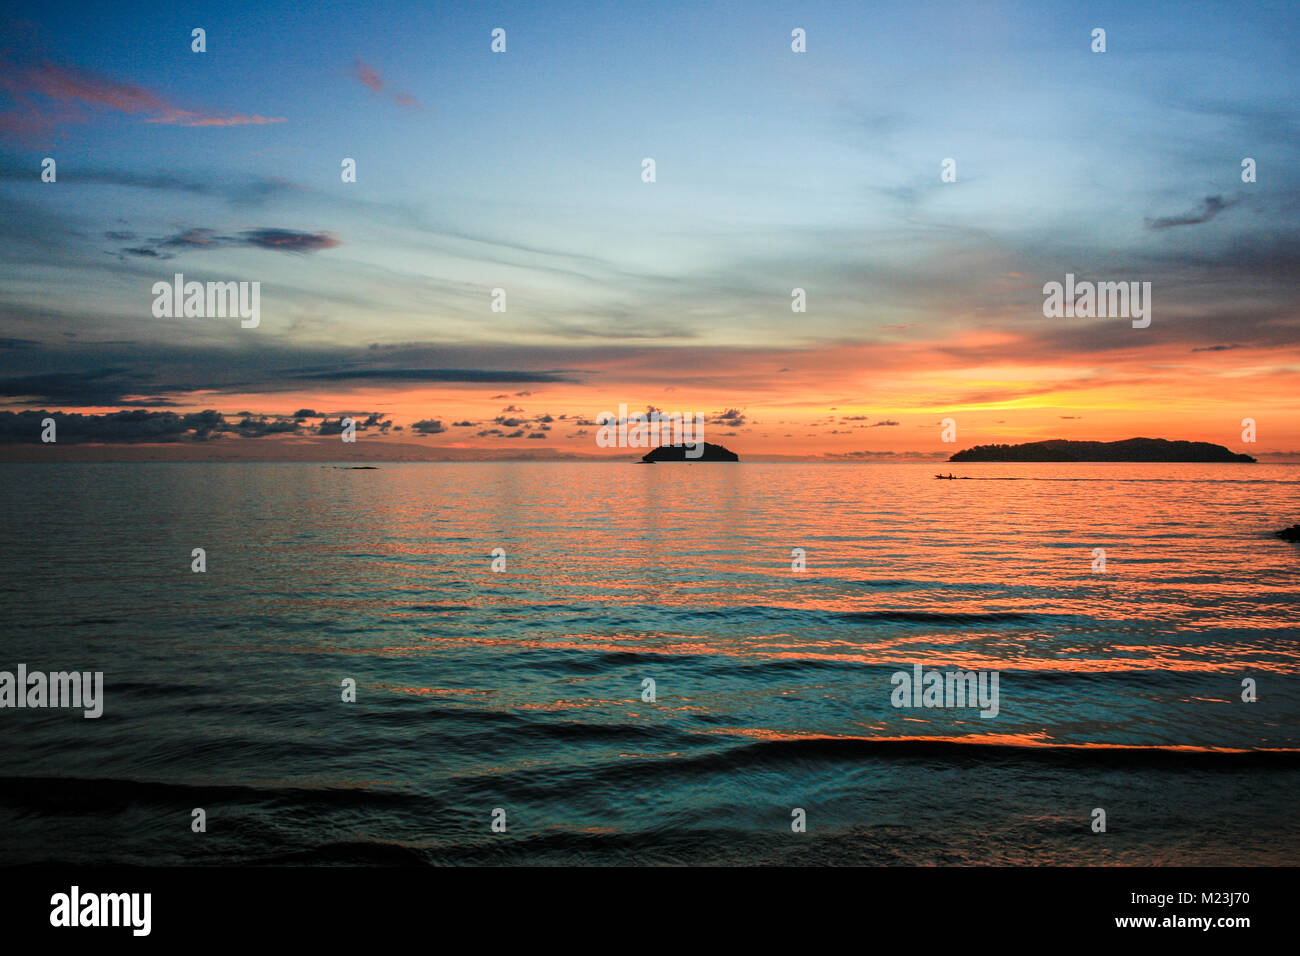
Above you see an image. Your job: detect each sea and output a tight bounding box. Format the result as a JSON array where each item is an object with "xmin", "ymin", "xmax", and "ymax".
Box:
[{"xmin": 1, "ymin": 461, "xmax": 1297, "ymax": 866}]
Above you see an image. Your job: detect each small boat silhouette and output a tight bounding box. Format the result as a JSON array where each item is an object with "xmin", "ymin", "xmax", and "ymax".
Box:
[{"xmin": 934, "ymin": 473, "xmax": 968, "ymax": 479}]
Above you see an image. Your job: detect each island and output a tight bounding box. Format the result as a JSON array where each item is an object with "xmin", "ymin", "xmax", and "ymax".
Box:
[
  {"xmin": 641, "ymin": 442, "xmax": 739, "ymax": 462},
  {"xmin": 949, "ymin": 438, "xmax": 1256, "ymax": 463},
  {"xmin": 1276, "ymin": 525, "xmax": 1300, "ymax": 542}
]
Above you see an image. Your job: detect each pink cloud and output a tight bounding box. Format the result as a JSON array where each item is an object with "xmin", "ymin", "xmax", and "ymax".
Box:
[
  {"xmin": 0, "ymin": 54, "xmax": 285, "ymax": 134},
  {"xmin": 353, "ymin": 58, "xmax": 384, "ymax": 93},
  {"xmin": 145, "ymin": 110, "xmax": 285, "ymax": 127},
  {"xmin": 353, "ymin": 57, "xmax": 421, "ymax": 110}
]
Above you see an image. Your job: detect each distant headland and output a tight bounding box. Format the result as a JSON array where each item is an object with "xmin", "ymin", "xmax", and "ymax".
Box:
[
  {"xmin": 642, "ymin": 442, "xmax": 739, "ymax": 462},
  {"xmin": 949, "ymin": 438, "xmax": 1256, "ymax": 463}
]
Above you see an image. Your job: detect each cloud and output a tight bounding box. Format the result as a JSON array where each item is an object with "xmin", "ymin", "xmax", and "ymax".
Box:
[
  {"xmin": 352, "ymin": 57, "xmax": 421, "ymax": 110},
  {"xmin": 1145, "ymin": 195, "xmax": 1242, "ymax": 230},
  {"xmin": 353, "ymin": 58, "xmax": 384, "ymax": 93},
  {"xmin": 0, "ymin": 368, "xmax": 172, "ymax": 405},
  {"xmin": 163, "ymin": 228, "xmax": 224, "ymax": 248},
  {"xmin": 241, "ymin": 229, "xmax": 341, "ymax": 254},
  {"xmin": 844, "ymin": 418, "xmax": 899, "ymax": 427},
  {"xmin": 0, "ymin": 408, "xmax": 307, "ymax": 443},
  {"xmin": 232, "ymin": 415, "xmax": 301, "ymax": 437},
  {"xmin": 0, "ymin": 337, "xmax": 586, "ymax": 405},
  {"xmin": 120, "ymin": 227, "xmax": 341, "ymax": 257},
  {"xmin": 145, "ymin": 111, "xmax": 283, "ymax": 128},
  {"xmin": 0, "ymin": 53, "xmax": 285, "ymax": 135},
  {"xmin": 316, "ymin": 413, "xmax": 390, "ymax": 436},
  {"xmin": 709, "ymin": 408, "xmax": 747, "ymax": 426},
  {"xmin": 290, "ymin": 368, "xmax": 574, "ymax": 385},
  {"xmin": 823, "ymin": 449, "xmax": 946, "ymax": 459},
  {"xmin": 32, "ymin": 168, "xmax": 297, "ymax": 207},
  {"xmin": 411, "ymin": 418, "xmax": 446, "ymax": 434},
  {"xmin": 0, "ymin": 165, "xmax": 300, "ymax": 209}
]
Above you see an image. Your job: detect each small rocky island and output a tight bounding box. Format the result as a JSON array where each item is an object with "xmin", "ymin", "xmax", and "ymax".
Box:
[
  {"xmin": 1276, "ymin": 525, "xmax": 1300, "ymax": 542},
  {"xmin": 949, "ymin": 438, "xmax": 1256, "ymax": 463},
  {"xmin": 641, "ymin": 442, "xmax": 739, "ymax": 462}
]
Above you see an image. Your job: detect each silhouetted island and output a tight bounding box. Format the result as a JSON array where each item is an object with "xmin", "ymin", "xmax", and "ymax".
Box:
[
  {"xmin": 641, "ymin": 442, "xmax": 739, "ymax": 462},
  {"xmin": 1276, "ymin": 525, "xmax": 1300, "ymax": 542},
  {"xmin": 949, "ymin": 438, "xmax": 1256, "ymax": 463}
]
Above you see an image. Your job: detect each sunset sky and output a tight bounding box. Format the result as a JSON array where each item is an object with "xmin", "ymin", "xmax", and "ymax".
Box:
[{"xmin": 1, "ymin": 0, "xmax": 1297, "ymax": 459}]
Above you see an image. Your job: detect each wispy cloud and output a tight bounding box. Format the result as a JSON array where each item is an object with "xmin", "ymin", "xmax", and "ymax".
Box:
[
  {"xmin": 353, "ymin": 58, "xmax": 384, "ymax": 93},
  {"xmin": 0, "ymin": 165, "xmax": 300, "ymax": 207},
  {"xmin": 117, "ymin": 227, "xmax": 341, "ymax": 258},
  {"xmin": 352, "ymin": 57, "xmax": 421, "ymax": 110},
  {"xmin": 1145, "ymin": 195, "xmax": 1242, "ymax": 230},
  {"xmin": 0, "ymin": 53, "xmax": 285, "ymax": 134}
]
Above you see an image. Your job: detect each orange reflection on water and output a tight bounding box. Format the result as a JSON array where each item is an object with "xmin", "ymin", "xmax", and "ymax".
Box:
[{"xmin": 704, "ymin": 727, "xmax": 1300, "ymax": 755}]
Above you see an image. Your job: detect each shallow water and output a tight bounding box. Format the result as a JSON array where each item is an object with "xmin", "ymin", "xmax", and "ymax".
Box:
[{"xmin": 1, "ymin": 461, "xmax": 1297, "ymax": 865}]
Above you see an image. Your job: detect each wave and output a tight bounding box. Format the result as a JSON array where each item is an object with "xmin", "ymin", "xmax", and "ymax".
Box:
[
  {"xmin": 0, "ymin": 775, "xmax": 421, "ymax": 813},
  {"xmin": 428, "ymin": 730, "xmax": 1300, "ymax": 804},
  {"xmin": 587, "ymin": 604, "xmax": 1055, "ymax": 627},
  {"xmin": 835, "ymin": 610, "xmax": 1043, "ymax": 625},
  {"xmin": 711, "ymin": 735, "xmax": 1300, "ymax": 768}
]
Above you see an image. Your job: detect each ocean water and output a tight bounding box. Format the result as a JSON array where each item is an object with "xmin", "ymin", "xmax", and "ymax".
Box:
[{"xmin": 1, "ymin": 461, "xmax": 1298, "ymax": 866}]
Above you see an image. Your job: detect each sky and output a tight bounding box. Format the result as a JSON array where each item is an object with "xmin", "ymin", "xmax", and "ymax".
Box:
[{"xmin": 1, "ymin": 0, "xmax": 1297, "ymax": 459}]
